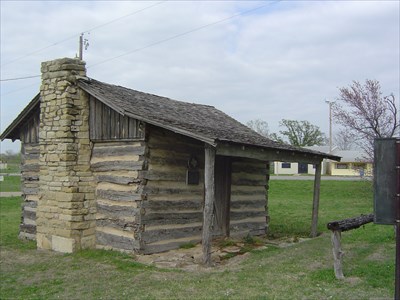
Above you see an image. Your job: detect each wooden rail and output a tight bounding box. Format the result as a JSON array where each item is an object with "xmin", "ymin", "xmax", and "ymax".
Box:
[{"xmin": 326, "ymin": 213, "xmax": 374, "ymax": 279}]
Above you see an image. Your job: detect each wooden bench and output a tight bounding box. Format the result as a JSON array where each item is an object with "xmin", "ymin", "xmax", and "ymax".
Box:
[{"xmin": 326, "ymin": 213, "xmax": 374, "ymax": 279}]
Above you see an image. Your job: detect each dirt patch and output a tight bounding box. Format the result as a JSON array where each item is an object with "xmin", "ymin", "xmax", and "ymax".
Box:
[{"xmin": 134, "ymin": 236, "xmax": 303, "ymax": 271}]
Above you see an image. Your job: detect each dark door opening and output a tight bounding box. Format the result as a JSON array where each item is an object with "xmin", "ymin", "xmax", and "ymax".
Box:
[
  {"xmin": 213, "ymin": 156, "xmax": 232, "ymax": 237},
  {"xmin": 298, "ymin": 163, "xmax": 308, "ymax": 174}
]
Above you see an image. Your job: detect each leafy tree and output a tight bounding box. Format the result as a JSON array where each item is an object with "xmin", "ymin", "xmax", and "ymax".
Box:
[
  {"xmin": 278, "ymin": 119, "xmax": 325, "ymax": 147},
  {"xmin": 333, "ymin": 79, "xmax": 399, "ymax": 158},
  {"xmin": 246, "ymin": 119, "xmax": 270, "ymax": 137}
]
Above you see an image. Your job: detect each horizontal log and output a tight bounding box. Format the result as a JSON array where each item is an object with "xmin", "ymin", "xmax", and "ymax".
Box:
[
  {"xmin": 230, "ymin": 199, "xmax": 266, "ymax": 209},
  {"xmin": 22, "ymin": 200, "xmax": 37, "ymax": 208},
  {"xmin": 230, "ymin": 210, "xmax": 266, "ymax": 221},
  {"xmin": 148, "ymin": 156, "xmax": 188, "ymax": 167},
  {"xmin": 91, "ymin": 160, "xmax": 144, "ymax": 172},
  {"xmin": 96, "ymin": 218, "xmax": 140, "ymax": 232},
  {"xmin": 139, "ymin": 170, "xmax": 187, "ymax": 182},
  {"xmin": 231, "ymin": 178, "xmax": 266, "ymax": 186},
  {"xmin": 97, "ymin": 203, "xmax": 140, "ymax": 218},
  {"xmin": 22, "ymin": 210, "xmax": 36, "ymax": 221},
  {"xmin": 92, "ymin": 145, "xmax": 146, "ymax": 157},
  {"xmin": 231, "ymin": 189, "xmax": 265, "ymax": 196},
  {"xmin": 143, "ymin": 186, "xmax": 203, "ymax": 196},
  {"xmin": 327, "ymin": 214, "xmax": 374, "ymax": 232},
  {"xmin": 96, "ymin": 174, "xmax": 140, "ymax": 185},
  {"xmin": 143, "ymin": 237, "xmax": 201, "ymax": 254},
  {"xmin": 22, "ymin": 187, "xmax": 38, "ymax": 195},
  {"xmin": 96, "ymin": 231, "xmax": 140, "ymax": 251},
  {"xmin": 21, "ymin": 164, "xmax": 39, "ymax": 172},
  {"xmin": 21, "ymin": 152, "xmax": 40, "ymax": 160},
  {"xmin": 142, "ymin": 199, "xmax": 203, "ymax": 211},
  {"xmin": 19, "ymin": 224, "xmax": 36, "ymax": 235},
  {"xmin": 230, "ymin": 221, "xmax": 266, "ymax": 234},
  {"xmin": 141, "ymin": 225, "xmax": 202, "ymax": 244},
  {"xmin": 142, "ymin": 212, "xmax": 203, "ymax": 226},
  {"xmin": 22, "ymin": 175, "xmax": 39, "ymax": 181},
  {"xmin": 96, "ymin": 189, "xmax": 142, "ymax": 202}
]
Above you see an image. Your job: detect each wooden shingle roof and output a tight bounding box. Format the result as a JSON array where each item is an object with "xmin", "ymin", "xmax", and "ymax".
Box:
[
  {"xmin": 78, "ymin": 78, "xmax": 340, "ymax": 161},
  {"xmin": 1, "ymin": 77, "xmax": 340, "ymax": 161}
]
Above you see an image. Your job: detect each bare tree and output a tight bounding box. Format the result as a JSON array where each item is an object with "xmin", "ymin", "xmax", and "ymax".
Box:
[
  {"xmin": 333, "ymin": 79, "xmax": 399, "ymax": 158},
  {"xmin": 333, "ymin": 129, "xmax": 355, "ymax": 150},
  {"xmin": 246, "ymin": 119, "xmax": 270, "ymax": 137}
]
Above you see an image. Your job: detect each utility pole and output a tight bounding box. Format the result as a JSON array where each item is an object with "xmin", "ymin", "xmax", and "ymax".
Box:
[
  {"xmin": 78, "ymin": 33, "xmax": 83, "ymax": 60},
  {"xmin": 78, "ymin": 33, "xmax": 89, "ymax": 60},
  {"xmin": 325, "ymin": 100, "xmax": 333, "ymax": 153}
]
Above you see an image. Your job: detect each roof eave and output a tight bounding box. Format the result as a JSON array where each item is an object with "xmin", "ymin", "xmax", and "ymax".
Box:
[{"xmin": 0, "ymin": 93, "xmax": 40, "ymax": 141}]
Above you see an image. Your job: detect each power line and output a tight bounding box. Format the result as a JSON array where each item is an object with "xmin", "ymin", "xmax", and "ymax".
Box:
[
  {"xmin": 89, "ymin": 1, "xmax": 280, "ymax": 69},
  {"xmin": 0, "ymin": 75, "xmax": 41, "ymax": 82},
  {"xmin": 1, "ymin": 1, "xmax": 166, "ymax": 67},
  {"xmin": 1, "ymin": 1, "xmax": 280, "ymax": 86}
]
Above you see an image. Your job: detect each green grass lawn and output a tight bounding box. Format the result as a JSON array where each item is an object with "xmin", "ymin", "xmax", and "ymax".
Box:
[
  {"xmin": 0, "ymin": 175, "xmax": 21, "ymax": 192},
  {"xmin": 0, "ymin": 180, "xmax": 395, "ymax": 299}
]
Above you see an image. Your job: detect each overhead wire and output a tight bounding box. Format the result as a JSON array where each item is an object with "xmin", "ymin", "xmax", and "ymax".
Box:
[
  {"xmin": 0, "ymin": 1, "xmax": 166, "ymax": 67},
  {"xmin": 1, "ymin": 1, "xmax": 280, "ymax": 85},
  {"xmin": 88, "ymin": 1, "xmax": 280, "ymax": 69}
]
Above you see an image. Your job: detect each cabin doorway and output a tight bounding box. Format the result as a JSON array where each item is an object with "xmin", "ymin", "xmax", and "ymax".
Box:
[{"xmin": 213, "ymin": 156, "xmax": 232, "ymax": 237}]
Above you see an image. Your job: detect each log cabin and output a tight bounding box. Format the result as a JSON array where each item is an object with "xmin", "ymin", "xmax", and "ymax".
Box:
[{"xmin": 0, "ymin": 58, "xmax": 340, "ymax": 263}]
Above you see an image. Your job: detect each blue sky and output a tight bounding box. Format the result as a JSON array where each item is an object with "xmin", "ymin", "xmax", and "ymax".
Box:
[{"xmin": 1, "ymin": 0, "xmax": 399, "ymax": 153}]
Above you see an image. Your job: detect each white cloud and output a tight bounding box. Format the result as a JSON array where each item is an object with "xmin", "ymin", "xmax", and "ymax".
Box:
[{"xmin": 1, "ymin": 0, "xmax": 399, "ymax": 153}]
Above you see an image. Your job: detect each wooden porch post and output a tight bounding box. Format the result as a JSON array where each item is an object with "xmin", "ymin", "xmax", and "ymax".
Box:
[
  {"xmin": 202, "ymin": 144, "xmax": 216, "ymax": 266},
  {"xmin": 311, "ymin": 162, "xmax": 322, "ymax": 237}
]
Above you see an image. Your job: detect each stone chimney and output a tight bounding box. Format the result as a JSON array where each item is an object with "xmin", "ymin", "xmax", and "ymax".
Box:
[{"xmin": 36, "ymin": 58, "xmax": 95, "ymax": 253}]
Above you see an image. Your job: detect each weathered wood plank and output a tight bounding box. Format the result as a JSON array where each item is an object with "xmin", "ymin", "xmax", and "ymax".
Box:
[
  {"xmin": 142, "ymin": 199, "xmax": 202, "ymax": 211},
  {"xmin": 96, "ymin": 189, "xmax": 142, "ymax": 202},
  {"xmin": 96, "ymin": 231, "xmax": 139, "ymax": 251},
  {"xmin": 91, "ymin": 160, "xmax": 144, "ymax": 172},
  {"xmin": 97, "ymin": 203, "xmax": 140, "ymax": 218},
  {"xmin": 139, "ymin": 170, "xmax": 186, "ymax": 182},
  {"xmin": 230, "ymin": 199, "xmax": 266, "ymax": 209},
  {"xmin": 92, "ymin": 145, "xmax": 146, "ymax": 157},
  {"xmin": 96, "ymin": 174, "xmax": 140, "ymax": 185},
  {"xmin": 203, "ymin": 145, "xmax": 215, "ymax": 266},
  {"xmin": 143, "ymin": 237, "xmax": 201, "ymax": 254},
  {"xmin": 96, "ymin": 218, "xmax": 139, "ymax": 232},
  {"xmin": 331, "ymin": 230, "xmax": 345, "ymax": 279},
  {"xmin": 230, "ymin": 210, "xmax": 266, "ymax": 220},
  {"xmin": 229, "ymin": 221, "xmax": 266, "ymax": 234},
  {"xmin": 311, "ymin": 162, "xmax": 322, "ymax": 238},
  {"xmin": 231, "ymin": 178, "xmax": 266, "ymax": 186},
  {"xmin": 19, "ymin": 224, "xmax": 36, "ymax": 235},
  {"xmin": 143, "ymin": 186, "xmax": 203, "ymax": 196},
  {"xmin": 327, "ymin": 214, "xmax": 374, "ymax": 232},
  {"xmin": 142, "ymin": 225, "xmax": 202, "ymax": 244},
  {"xmin": 22, "ymin": 210, "xmax": 36, "ymax": 221},
  {"xmin": 142, "ymin": 212, "xmax": 203, "ymax": 225}
]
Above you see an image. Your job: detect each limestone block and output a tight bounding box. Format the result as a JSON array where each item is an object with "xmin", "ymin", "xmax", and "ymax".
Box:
[
  {"xmin": 80, "ymin": 235, "xmax": 95, "ymax": 249},
  {"xmin": 37, "ymin": 233, "xmax": 52, "ymax": 250},
  {"xmin": 52, "ymin": 235, "xmax": 75, "ymax": 253}
]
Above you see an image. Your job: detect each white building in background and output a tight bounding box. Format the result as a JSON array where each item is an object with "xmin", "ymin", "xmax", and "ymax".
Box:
[
  {"xmin": 0, "ymin": 161, "xmax": 7, "ymax": 170},
  {"xmin": 273, "ymin": 146, "xmax": 372, "ymax": 176}
]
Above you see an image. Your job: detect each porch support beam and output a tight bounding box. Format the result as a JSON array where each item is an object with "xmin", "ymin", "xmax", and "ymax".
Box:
[
  {"xmin": 311, "ymin": 162, "xmax": 322, "ymax": 237},
  {"xmin": 202, "ymin": 144, "xmax": 216, "ymax": 266},
  {"xmin": 217, "ymin": 142, "xmax": 335, "ymax": 165}
]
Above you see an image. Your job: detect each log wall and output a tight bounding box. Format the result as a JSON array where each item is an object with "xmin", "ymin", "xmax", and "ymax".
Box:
[
  {"xmin": 91, "ymin": 141, "xmax": 146, "ymax": 252},
  {"xmin": 230, "ymin": 158, "xmax": 268, "ymax": 237},
  {"xmin": 141, "ymin": 127, "xmax": 205, "ymax": 254},
  {"xmin": 19, "ymin": 143, "xmax": 40, "ymax": 240}
]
